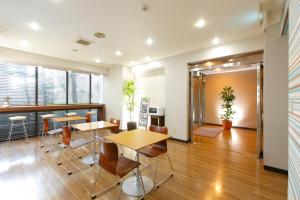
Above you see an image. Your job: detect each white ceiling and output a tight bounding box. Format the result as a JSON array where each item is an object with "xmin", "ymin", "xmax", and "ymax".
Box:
[{"xmin": 0, "ymin": 0, "xmax": 283, "ymax": 68}]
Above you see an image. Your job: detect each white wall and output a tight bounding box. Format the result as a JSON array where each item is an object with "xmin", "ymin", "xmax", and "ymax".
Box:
[
  {"xmin": 0, "ymin": 46, "xmax": 108, "ymax": 74},
  {"xmin": 135, "ymin": 70, "xmax": 165, "ymax": 107},
  {"xmin": 264, "ymin": 23, "xmax": 288, "ymax": 170},
  {"xmin": 103, "ymin": 67, "xmax": 123, "ymax": 125}
]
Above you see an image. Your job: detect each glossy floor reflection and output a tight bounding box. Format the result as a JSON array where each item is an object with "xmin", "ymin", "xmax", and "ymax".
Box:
[
  {"xmin": 193, "ymin": 126, "xmax": 257, "ymax": 156},
  {"xmin": 0, "ymin": 131, "xmax": 287, "ymax": 200}
]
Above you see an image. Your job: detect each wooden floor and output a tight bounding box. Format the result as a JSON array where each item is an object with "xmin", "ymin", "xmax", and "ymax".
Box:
[{"xmin": 0, "ymin": 128, "xmax": 287, "ymax": 200}]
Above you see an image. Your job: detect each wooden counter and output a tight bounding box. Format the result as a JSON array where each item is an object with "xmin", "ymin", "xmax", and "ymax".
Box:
[{"xmin": 0, "ymin": 104, "xmax": 105, "ymax": 120}]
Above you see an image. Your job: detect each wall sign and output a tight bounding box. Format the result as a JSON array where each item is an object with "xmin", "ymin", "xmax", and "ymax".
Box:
[{"xmin": 139, "ymin": 97, "xmax": 150, "ymax": 128}]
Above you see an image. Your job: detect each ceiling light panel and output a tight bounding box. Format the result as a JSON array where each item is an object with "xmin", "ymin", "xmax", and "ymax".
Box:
[
  {"xmin": 212, "ymin": 37, "xmax": 220, "ymax": 45},
  {"xmin": 116, "ymin": 50, "xmax": 122, "ymax": 56},
  {"xmin": 194, "ymin": 19, "xmax": 206, "ymax": 28},
  {"xmin": 146, "ymin": 37, "xmax": 154, "ymax": 46},
  {"xmin": 29, "ymin": 21, "xmax": 40, "ymax": 31},
  {"xmin": 20, "ymin": 40, "xmax": 30, "ymax": 47}
]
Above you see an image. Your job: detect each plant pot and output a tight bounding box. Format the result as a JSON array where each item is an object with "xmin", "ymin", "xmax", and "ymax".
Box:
[{"xmin": 222, "ymin": 120, "xmax": 232, "ymax": 130}]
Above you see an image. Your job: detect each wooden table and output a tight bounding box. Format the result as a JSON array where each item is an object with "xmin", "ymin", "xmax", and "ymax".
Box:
[
  {"xmin": 72, "ymin": 121, "xmax": 118, "ymax": 165},
  {"xmin": 53, "ymin": 116, "xmax": 87, "ymax": 123},
  {"xmin": 105, "ymin": 129, "xmax": 170, "ymax": 196}
]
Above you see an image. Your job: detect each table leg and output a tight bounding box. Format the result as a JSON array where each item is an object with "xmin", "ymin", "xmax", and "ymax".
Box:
[
  {"xmin": 122, "ymin": 150, "xmax": 154, "ymax": 197},
  {"xmin": 81, "ymin": 129, "xmax": 99, "ymax": 165}
]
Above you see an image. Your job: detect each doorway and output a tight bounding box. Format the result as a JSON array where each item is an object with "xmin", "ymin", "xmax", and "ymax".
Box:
[{"xmin": 188, "ymin": 51, "xmax": 264, "ymax": 158}]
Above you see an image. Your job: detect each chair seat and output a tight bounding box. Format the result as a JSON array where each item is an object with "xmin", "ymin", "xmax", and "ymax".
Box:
[
  {"xmin": 41, "ymin": 114, "xmax": 55, "ymax": 119},
  {"xmin": 9, "ymin": 116, "xmax": 26, "ymax": 121},
  {"xmin": 65, "ymin": 112, "xmax": 77, "ymax": 117},
  {"xmin": 47, "ymin": 128, "xmax": 63, "ymax": 135},
  {"xmin": 139, "ymin": 146, "xmax": 167, "ymax": 158},
  {"xmin": 116, "ymin": 156, "xmax": 140, "ymax": 178},
  {"xmin": 70, "ymin": 138, "xmax": 93, "ymax": 149}
]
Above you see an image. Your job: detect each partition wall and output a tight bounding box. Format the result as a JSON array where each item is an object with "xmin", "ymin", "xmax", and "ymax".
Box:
[{"xmin": 0, "ymin": 61, "xmax": 104, "ymax": 141}]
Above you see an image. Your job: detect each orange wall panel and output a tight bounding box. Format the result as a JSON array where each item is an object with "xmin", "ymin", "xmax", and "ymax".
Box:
[{"xmin": 205, "ymin": 70, "xmax": 257, "ymax": 129}]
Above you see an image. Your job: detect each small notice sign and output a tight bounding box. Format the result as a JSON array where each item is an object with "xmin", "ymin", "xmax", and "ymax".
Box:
[{"xmin": 139, "ymin": 97, "xmax": 150, "ymax": 128}]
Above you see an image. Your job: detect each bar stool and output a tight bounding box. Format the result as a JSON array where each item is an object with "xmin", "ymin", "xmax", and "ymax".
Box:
[
  {"xmin": 40, "ymin": 114, "xmax": 62, "ymax": 148},
  {"xmin": 8, "ymin": 116, "xmax": 28, "ymax": 143}
]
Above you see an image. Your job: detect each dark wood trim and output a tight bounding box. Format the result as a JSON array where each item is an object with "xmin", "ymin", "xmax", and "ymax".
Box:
[
  {"xmin": 0, "ymin": 104, "xmax": 105, "ymax": 120},
  {"xmin": 264, "ymin": 165, "xmax": 288, "ymax": 175},
  {"xmin": 188, "ymin": 50, "xmax": 264, "ymax": 66}
]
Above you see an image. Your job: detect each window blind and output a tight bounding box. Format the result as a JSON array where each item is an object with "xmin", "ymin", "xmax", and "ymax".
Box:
[{"xmin": 0, "ymin": 63, "xmax": 36, "ymax": 141}]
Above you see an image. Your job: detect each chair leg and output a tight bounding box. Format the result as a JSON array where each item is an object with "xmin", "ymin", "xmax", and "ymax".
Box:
[
  {"xmin": 8, "ymin": 121, "xmax": 13, "ymax": 143},
  {"xmin": 117, "ymin": 182, "xmax": 123, "ymax": 200},
  {"xmin": 23, "ymin": 121, "xmax": 28, "ymax": 142},
  {"xmin": 154, "ymin": 158, "xmax": 159, "ymax": 186},
  {"xmin": 56, "ymin": 148, "xmax": 64, "ymax": 165},
  {"xmin": 66, "ymin": 152, "xmax": 75, "ymax": 175},
  {"xmin": 167, "ymin": 154, "xmax": 174, "ymax": 174},
  {"xmin": 90, "ymin": 168, "xmax": 102, "ymax": 199}
]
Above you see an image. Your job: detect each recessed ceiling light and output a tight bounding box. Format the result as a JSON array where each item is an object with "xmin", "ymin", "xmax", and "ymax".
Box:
[
  {"xmin": 72, "ymin": 49, "xmax": 79, "ymax": 52},
  {"xmin": 116, "ymin": 50, "xmax": 122, "ymax": 56},
  {"xmin": 95, "ymin": 59, "xmax": 101, "ymax": 63},
  {"xmin": 94, "ymin": 32, "xmax": 106, "ymax": 38},
  {"xmin": 145, "ymin": 56, "xmax": 150, "ymax": 61},
  {"xmin": 194, "ymin": 19, "xmax": 205, "ymax": 28},
  {"xmin": 20, "ymin": 40, "xmax": 30, "ymax": 47},
  {"xmin": 212, "ymin": 37, "xmax": 220, "ymax": 45},
  {"xmin": 29, "ymin": 21, "xmax": 40, "ymax": 31},
  {"xmin": 228, "ymin": 59, "xmax": 234, "ymax": 62},
  {"xmin": 146, "ymin": 37, "xmax": 154, "ymax": 46}
]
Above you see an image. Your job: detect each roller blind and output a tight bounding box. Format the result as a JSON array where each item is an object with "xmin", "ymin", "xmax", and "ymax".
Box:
[{"xmin": 68, "ymin": 71, "xmax": 90, "ymax": 104}]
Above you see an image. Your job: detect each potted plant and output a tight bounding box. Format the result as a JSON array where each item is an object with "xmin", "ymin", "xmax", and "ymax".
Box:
[
  {"xmin": 219, "ymin": 85, "xmax": 236, "ymax": 130},
  {"xmin": 123, "ymin": 79, "xmax": 137, "ymax": 128}
]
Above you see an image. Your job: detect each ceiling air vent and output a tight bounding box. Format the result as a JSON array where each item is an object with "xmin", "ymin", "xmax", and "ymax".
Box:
[{"xmin": 76, "ymin": 37, "xmax": 93, "ymax": 46}]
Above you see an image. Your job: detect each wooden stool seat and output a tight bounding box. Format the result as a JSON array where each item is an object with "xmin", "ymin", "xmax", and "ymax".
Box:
[{"xmin": 9, "ymin": 116, "xmax": 26, "ymax": 121}]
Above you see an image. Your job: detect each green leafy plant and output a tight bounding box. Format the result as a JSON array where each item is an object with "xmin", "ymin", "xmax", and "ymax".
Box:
[
  {"xmin": 123, "ymin": 79, "xmax": 136, "ymax": 121},
  {"xmin": 219, "ymin": 85, "xmax": 236, "ymax": 121}
]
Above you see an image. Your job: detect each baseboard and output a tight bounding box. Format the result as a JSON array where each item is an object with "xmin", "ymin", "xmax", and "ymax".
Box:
[
  {"xmin": 264, "ymin": 165, "xmax": 288, "ymax": 175},
  {"xmin": 170, "ymin": 137, "xmax": 190, "ymax": 143},
  {"xmin": 205, "ymin": 123, "xmax": 257, "ymax": 131}
]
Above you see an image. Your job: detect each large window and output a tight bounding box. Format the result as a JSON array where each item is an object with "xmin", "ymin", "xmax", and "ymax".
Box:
[
  {"xmin": 68, "ymin": 72, "xmax": 90, "ymax": 104},
  {"xmin": 0, "ymin": 61, "xmax": 104, "ymax": 141},
  {"xmin": 38, "ymin": 67, "xmax": 67, "ymax": 105}
]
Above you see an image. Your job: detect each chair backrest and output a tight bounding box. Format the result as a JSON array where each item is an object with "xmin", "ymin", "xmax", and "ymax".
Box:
[
  {"xmin": 62, "ymin": 126, "xmax": 71, "ymax": 146},
  {"xmin": 110, "ymin": 118, "xmax": 120, "ymax": 133},
  {"xmin": 149, "ymin": 125, "xmax": 168, "ymax": 150},
  {"xmin": 43, "ymin": 118, "xmax": 49, "ymax": 133},
  {"xmin": 127, "ymin": 121, "xmax": 137, "ymax": 131},
  {"xmin": 99, "ymin": 141, "xmax": 119, "ymax": 175},
  {"xmin": 86, "ymin": 112, "xmax": 92, "ymax": 123}
]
